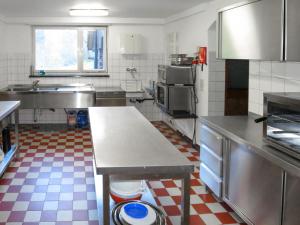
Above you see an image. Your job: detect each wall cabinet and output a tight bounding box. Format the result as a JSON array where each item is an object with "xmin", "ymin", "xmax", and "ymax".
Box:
[
  {"xmin": 218, "ymin": 0, "xmax": 300, "ymax": 61},
  {"xmin": 120, "ymin": 33, "xmax": 143, "ymax": 54},
  {"xmin": 285, "ymin": 0, "xmax": 300, "ymax": 61}
]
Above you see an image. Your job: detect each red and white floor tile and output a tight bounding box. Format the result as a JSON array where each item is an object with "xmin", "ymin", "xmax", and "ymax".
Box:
[{"xmin": 0, "ymin": 123, "xmax": 245, "ymax": 225}]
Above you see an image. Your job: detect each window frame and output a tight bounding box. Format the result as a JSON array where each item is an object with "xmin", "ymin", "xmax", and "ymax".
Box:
[{"xmin": 32, "ymin": 26, "xmax": 108, "ymax": 76}]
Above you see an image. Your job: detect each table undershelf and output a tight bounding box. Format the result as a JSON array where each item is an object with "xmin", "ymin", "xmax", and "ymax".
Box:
[
  {"xmin": 93, "ymin": 160, "xmax": 157, "ymax": 225},
  {"xmin": 0, "ymin": 144, "xmax": 18, "ymax": 177}
]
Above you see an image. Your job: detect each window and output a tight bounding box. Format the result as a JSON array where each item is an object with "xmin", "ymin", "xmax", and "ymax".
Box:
[{"xmin": 33, "ymin": 26, "xmax": 107, "ymax": 75}]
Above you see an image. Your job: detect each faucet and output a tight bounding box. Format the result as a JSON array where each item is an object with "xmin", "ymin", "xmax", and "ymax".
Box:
[{"xmin": 32, "ymin": 80, "xmax": 40, "ymax": 90}]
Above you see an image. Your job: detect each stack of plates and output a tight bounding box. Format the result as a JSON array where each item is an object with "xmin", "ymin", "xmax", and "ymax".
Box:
[{"xmin": 112, "ymin": 201, "xmax": 166, "ymax": 225}]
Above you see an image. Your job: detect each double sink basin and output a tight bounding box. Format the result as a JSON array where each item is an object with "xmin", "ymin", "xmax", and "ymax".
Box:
[{"xmin": 0, "ymin": 84, "xmax": 96, "ymax": 109}]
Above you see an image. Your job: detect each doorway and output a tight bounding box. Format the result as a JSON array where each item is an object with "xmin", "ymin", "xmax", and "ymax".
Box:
[{"xmin": 225, "ymin": 60, "xmax": 249, "ymax": 116}]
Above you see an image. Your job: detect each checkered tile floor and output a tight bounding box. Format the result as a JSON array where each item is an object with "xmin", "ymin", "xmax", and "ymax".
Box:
[
  {"xmin": 0, "ymin": 128, "xmax": 97, "ymax": 225},
  {"xmin": 0, "ymin": 122, "xmax": 245, "ymax": 225}
]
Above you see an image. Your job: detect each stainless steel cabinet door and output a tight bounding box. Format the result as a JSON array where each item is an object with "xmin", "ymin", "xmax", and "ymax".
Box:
[
  {"xmin": 225, "ymin": 141, "xmax": 283, "ymax": 225},
  {"xmin": 285, "ymin": 0, "xmax": 300, "ymax": 61},
  {"xmin": 218, "ymin": 0, "xmax": 283, "ymax": 60},
  {"xmin": 282, "ymin": 173, "xmax": 300, "ymax": 225}
]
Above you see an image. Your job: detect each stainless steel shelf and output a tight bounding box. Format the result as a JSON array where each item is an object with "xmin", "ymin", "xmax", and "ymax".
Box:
[
  {"xmin": 93, "ymin": 159, "xmax": 157, "ymax": 225},
  {"xmin": 0, "ymin": 101, "xmax": 20, "ymax": 178},
  {"xmin": 0, "ymin": 144, "xmax": 18, "ymax": 177}
]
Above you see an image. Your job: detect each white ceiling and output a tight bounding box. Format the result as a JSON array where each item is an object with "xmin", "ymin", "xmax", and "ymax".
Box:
[{"xmin": 0, "ymin": 0, "xmax": 211, "ymax": 18}]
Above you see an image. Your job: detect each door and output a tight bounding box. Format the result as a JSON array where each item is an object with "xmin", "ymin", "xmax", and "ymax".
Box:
[
  {"xmin": 282, "ymin": 173, "xmax": 300, "ymax": 225},
  {"xmin": 225, "ymin": 60, "xmax": 249, "ymax": 115},
  {"xmin": 224, "ymin": 140, "xmax": 283, "ymax": 225},
  {"xmin": 156, "ymin": 84, "xmax": 167, "ymax": 110}
]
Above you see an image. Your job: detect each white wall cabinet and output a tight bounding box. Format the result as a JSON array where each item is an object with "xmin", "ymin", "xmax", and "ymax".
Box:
[{"xmin": 120, "ymin": 33, "xmax": 143, "ymax": 54}]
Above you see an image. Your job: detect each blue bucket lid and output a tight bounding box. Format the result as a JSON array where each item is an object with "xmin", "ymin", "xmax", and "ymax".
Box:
[{"xmin": 124, "ymin": 203, "xmax": 148, "ymax": 219}]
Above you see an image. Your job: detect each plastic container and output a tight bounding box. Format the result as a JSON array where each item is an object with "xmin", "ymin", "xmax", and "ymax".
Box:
[
  {"xmin": 76, "ymin": 110, "xmax": 89, "ymax": 128},
  {"xmin": 110, "ymin": 177, "xmax": 145, "ymax": 203},
  {"xmin": 67, "ymin": 111, "xmax": 77, "ymax": 127},
  {"xmin": 112, "ymin": 200, "xmax": 166, "ymax": 225},
  {"xmin": 120, "ymin": 202, "xmax": 157, "ymax": 225},
  {"xmin": 2, "ymin": 127, "xmax": 11, "ymax": 153}
]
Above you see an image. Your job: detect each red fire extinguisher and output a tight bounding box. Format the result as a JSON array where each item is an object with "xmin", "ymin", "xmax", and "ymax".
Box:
[{"xmin": 198, "ymin": 47, "xmax": 207, "ymax": 71}]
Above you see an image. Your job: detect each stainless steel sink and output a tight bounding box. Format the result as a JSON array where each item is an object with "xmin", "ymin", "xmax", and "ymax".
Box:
[
  {"xmin": 6, "ymin": 85, "xmax": 33, "ymax": 92},
  {"xmin": 34, "ymin": 87, "xmax": 59, "ymax": 92},
  {"xmin": 0, "ymin": 84, "xmax": 96, "ymax": 109}
]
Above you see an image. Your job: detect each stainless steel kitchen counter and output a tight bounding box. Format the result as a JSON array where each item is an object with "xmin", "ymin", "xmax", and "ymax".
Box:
[
  {"xmin": 94, "ymin": 86, "xmax": 125, "ymax": 98},
  {"xmin": 199, "ymin": 115, "xmax": 300, "ymax": 177},
  {"xmin": 95, "ymin": 86, "xmax": 125, "ymax": 93},
  {"xmin": 89, "ymin": 106, "xmax": 194, "ymax": 225},
  {"xmin": 0, "ymin": 101, "xmax": 20, "ymax": 121}
]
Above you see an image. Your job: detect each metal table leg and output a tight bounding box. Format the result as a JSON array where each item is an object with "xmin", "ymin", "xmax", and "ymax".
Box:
[
  {"xmin": 181, "ymin": 173, "xmax": 190, "ymax": 225},
  {"xmin": 102, "ymin": 174, "xmax": 110, "ymax": 225},
  {"xmin": 14, "ymin": 109, "xmax": 19, "ymax": 157}
]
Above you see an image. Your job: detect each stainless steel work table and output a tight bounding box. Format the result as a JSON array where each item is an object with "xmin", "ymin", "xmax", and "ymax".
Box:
[
  {"xmin": 0, "ymin": 101, "xmax": 20, "ymax": 177},
  {"xmin": 89, "ymin": 106, "xmax": 194, "ymax": 225}
]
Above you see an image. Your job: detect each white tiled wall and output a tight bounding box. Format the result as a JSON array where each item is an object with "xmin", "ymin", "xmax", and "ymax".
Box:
[
  {"xmin": 0, "ymin": 54, "xmax": 7, "ymax": 88},
  {"xmin": 6, "ymin": 53, "xmax": 163, "ymax": 87},
  {"xmin": 3, "ymin": 53, "xmax": 165, "ymax": 123},
  {"xmin": 208, "ymin": 51, "xmax": 225, "ymax": 116},
  {"xmin": 249, "ymin": 61, "xmax": 300, "ymax": 115}
]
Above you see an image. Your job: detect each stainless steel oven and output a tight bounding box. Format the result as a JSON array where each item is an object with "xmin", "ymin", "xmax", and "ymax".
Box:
[
  {"xmin": 156, "ymin": 64, "xmax": 197, "ymax": 118},
  {"xmin": 156, "ymin": 83, "xmax": 195, "ymax": 117},
  {"xmin": 158, "ymin": 65, "xmax": 194, "ymax": 85},
  {"xmin": 262, "ymin": 92, "xmax": 300, "ymax": 159}
]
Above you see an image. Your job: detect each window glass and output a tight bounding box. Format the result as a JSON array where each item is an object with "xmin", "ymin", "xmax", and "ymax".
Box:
[
  {"xmin": 83, "ymin": 29, "xmax": 107, "ymax": 71},
  {"xmin": 35, "ymin": 29, "xmax": 78, "ymax": 71},
  {"xmin": 34, "ymin": 27, "xmax": 107, "ymax": 74}
]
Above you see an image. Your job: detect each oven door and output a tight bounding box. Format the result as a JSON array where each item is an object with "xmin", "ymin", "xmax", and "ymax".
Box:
[
  {"xmin": 158, "ymin": 65, "xmax": 166, "ymax": 83},
  {"xmin": 168, "ymin": 85, "xmax": 193, "ymax": 116},
  {"xmin": 156, "ymin": 83, "xmax": 168, "ymax": 111},
  {"xmin": 266, "ymin": 101, "xmax": 300, "ymax": 159}
]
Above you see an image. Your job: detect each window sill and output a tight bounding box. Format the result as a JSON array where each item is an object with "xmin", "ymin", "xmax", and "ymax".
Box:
[{"xmin": 29, "ymin": 74, "xmax": 110, "ymax": 78}]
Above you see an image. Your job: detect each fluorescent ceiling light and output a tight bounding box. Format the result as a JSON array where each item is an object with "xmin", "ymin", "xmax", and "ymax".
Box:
[{"xmin": 69, "ymin": 9, "xmax": 109, "ymax": 17}]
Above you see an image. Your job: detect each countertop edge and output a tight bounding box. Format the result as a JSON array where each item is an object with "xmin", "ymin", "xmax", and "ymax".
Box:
[
  {"xmin": 199, "ymin": 116, "xmax": 300, "ymax": 178},
  {"xmin": 0, "ymin": 101, "xmax": 20, "ymax": 121}
]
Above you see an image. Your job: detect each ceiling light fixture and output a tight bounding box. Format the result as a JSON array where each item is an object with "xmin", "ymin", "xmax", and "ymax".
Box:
[{"xmin": 69, "ymin": 9, "xmax": 109, "ymax": 17}]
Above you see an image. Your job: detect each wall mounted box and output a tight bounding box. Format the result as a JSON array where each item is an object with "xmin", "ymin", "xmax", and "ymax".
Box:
[
  {"xmin": 120, "ymin": 33, "xmax": 143, "ymax": 54},
  {"xmin": 218, "ymin": 0, "xmax": 300, "ymax": 61}
]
